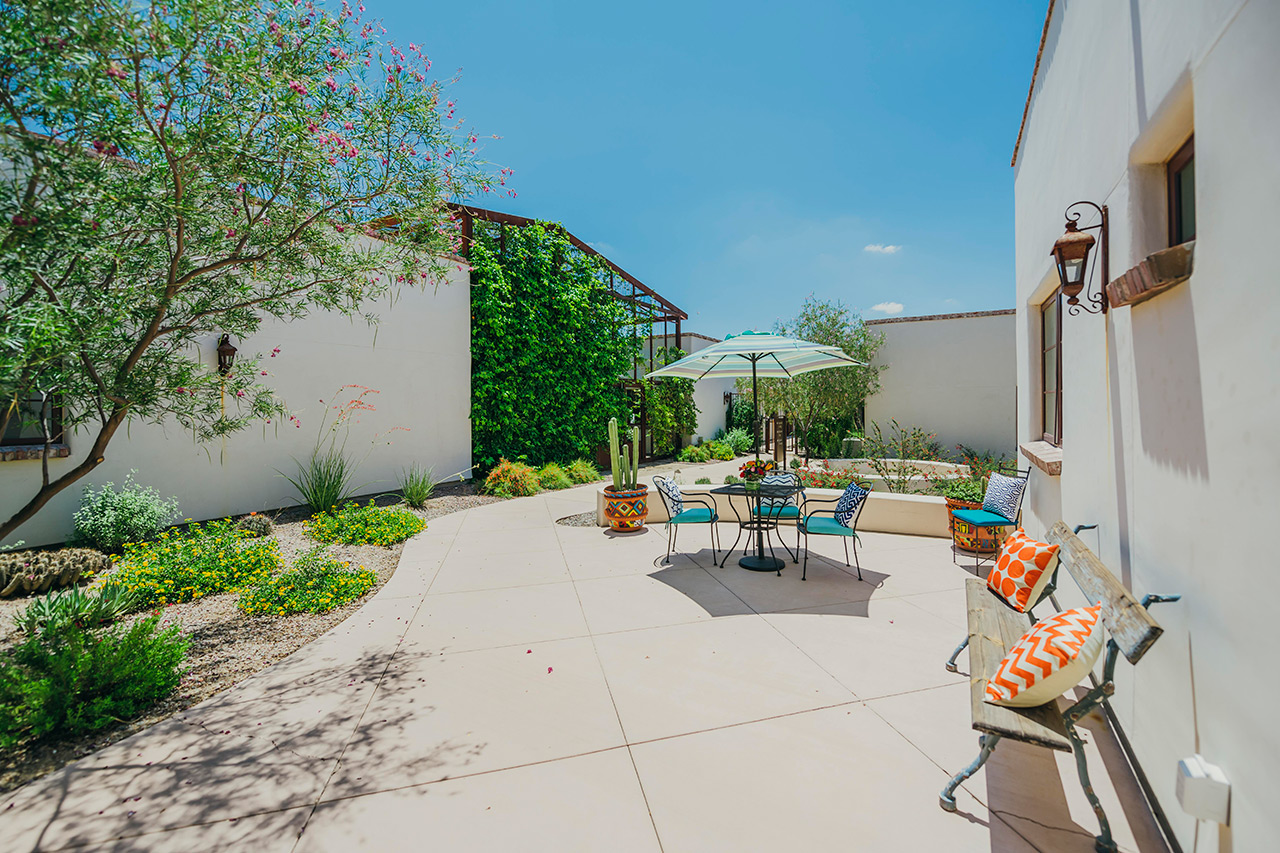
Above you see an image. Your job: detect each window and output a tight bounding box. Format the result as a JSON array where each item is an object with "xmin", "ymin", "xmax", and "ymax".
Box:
[
  {"xmin": 1167, "ymin": 135, "xmax": 1195, "ymax": 246},
  {"xmin": 1041, "ymin": 292, "xmax": 1062, "ymax": 445},
  {"xmin": 1, "ymin": 393, "xmax": 63, "ymax": 446}
]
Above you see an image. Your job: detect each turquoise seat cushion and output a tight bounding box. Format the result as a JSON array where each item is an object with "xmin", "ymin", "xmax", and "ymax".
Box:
[
  {"xmin": 753, "ymin": 505, "xmax": 800, "ymax": 519},
  {"xmin": 951, "ymin": 508, "xmax": 1014, "ymax": 527},
  {"xmin": 670, "ymin": 507, "xmax": 716, "ymax": 524},
  {"xmin": 801, "ymin": 516, "xmax": 857, "ymax": 537}
]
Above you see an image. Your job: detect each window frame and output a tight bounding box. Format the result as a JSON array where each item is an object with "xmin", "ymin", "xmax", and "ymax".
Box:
[
  {"xmin": 1167, "ymin": 134, "xmax": 1195, "ymax": 247},
  {"xmin": 1, "ymin": 393, "xmax": 64, "ymax": 447},
  {"xmin": 1040, "ymin": 290, "xmax": 1063, "ymax": 446}
]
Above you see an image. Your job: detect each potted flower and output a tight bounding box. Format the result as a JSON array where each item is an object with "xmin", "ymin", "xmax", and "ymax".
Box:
[
  {"xmin": 603, "ymin": 417, "xmax": 649, "ymax": 532},
  {"xmin": 738, "ymin": 458, "xmax": 778, "ymax": 491},
  {"xmin": 931, "ymin": 476, "xmax": 1000, "ymax": 554}
]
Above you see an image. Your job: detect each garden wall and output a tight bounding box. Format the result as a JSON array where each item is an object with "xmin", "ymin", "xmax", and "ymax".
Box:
[
  {"xmin": 0, "ymin": 264, "xmax": 473, "ymax": 548},
  {"xmin": 864, "ymin": 310, "xmax": 1015, "ymax": 456}
]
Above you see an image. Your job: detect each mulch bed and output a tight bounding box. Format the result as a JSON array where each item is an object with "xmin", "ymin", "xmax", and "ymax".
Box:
[{"xmin": 0, "ymin": 481, "xmax": 503, "ymax": 795}]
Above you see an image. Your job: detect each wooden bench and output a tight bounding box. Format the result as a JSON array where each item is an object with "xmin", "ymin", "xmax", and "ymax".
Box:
[{"xmin": 938, "ymin": 521, "xmax": 1180, "ymax": 853}]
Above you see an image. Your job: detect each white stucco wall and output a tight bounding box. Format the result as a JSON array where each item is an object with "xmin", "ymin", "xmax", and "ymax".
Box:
[
  {"xmin": 0, "ymin": 263, "xmax": 472, "ymax": 548},
  {"xmin": 1013, "ymin": 1, "xmax": 1278, "ymax": 848},
  {"xmin": 864, "ymin": 311, "xmax": 1016, "ymax": 457}
]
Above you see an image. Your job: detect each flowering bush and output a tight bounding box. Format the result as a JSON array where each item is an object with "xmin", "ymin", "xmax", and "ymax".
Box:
[
  {"xmin": 481, "ymin": 459, "xmax": 540, "ymax": 498},
  {"xmin": 99, "ymin": 520, "xmax": 280, "ymax": 610},
  {"xmin": 739, "ymin": 459, "xmax": 778, "ymax": 480},
  {"xmin": 706, "ymin": 440, "xmax": 735, "ymax": 461},
  {"xmin": 796, "ymin": 464, "xmax": 867, "ymax": 490},
  {"xmin": 238, "ymin": 547, "xmax": 376, "ymax": 615},
  {"xmin": 305, "ymin": 501, "xmax": 425, "ymax": 546}
]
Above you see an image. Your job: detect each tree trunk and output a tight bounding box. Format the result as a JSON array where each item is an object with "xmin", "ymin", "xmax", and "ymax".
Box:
[{"xmin": 0, "ymin": 410, "xmax": 126, "ymax": 542}]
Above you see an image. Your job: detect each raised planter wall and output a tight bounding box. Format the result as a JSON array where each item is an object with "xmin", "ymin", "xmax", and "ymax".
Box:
[{"xmin": 597, "ymin": 486, "xmax": 950, "ymax": 539}]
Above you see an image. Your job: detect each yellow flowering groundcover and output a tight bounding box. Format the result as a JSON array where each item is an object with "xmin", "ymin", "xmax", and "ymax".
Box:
[
  {"xmin": 100, "ymin": 519, "xmax": 280, "ymax": 610},
  {"xmin": 304, "ymin": 500, "xmax": 425, "ymax": 546},
  {"xmin": 238, "ymin": 547, "xmax": 376, "ymax": 615}
]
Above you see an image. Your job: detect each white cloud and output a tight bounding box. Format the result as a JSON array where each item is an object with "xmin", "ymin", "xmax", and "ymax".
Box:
[
  {"xmin": 587, "ymin": 241, "xmax": 617, "ymax": 257},
  {"xmin": 869, "ymin": 302, "xmax": 905, "ymax": 315},
  {"xmin": 864, "ymin": 243, "xmax": 902, "ymax": 254}
]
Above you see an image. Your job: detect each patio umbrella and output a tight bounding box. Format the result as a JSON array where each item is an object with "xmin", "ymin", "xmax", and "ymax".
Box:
[{"xmin": 644, "ymin": 330, "xmax": 865, "ymax": 456}]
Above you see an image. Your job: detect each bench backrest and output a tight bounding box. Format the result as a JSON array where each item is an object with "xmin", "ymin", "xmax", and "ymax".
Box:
[{"xmin": 1045, "ymin": 522, "xmax": 1163, "ymax": 664}]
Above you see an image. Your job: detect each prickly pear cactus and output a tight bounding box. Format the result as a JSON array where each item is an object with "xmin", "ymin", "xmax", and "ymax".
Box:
[{"xmin": 0, "ymin": 548, "xmax": 112, "ymax": 598}]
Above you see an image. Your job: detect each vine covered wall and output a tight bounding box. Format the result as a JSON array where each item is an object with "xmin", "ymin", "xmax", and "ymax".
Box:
[{"xmin": 469, "ymin": 223, "xmax": 636, "ymax": 468}]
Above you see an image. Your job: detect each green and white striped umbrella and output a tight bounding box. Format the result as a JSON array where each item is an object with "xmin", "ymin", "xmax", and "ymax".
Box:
[{"xmin": 645, "ymin": 331, "xmax": 865, "ymax": 455}]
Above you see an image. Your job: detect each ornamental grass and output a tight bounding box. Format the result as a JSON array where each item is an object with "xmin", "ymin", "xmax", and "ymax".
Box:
[
  {"xmin": 99, "ymin": 519, "xmax": 280, "ymax": 610},
  {"xmin": 238, "ymin": 547, "xmax": 376, "ymax": 616},
  {"xmin": 305, "ymin": 500, "xmax": 425, "ymax": 546}
]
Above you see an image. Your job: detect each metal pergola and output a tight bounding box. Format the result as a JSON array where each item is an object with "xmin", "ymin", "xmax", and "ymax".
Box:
[{"xmin": 450, "ymin": 204, "xmax": 688, "ymax": 460}]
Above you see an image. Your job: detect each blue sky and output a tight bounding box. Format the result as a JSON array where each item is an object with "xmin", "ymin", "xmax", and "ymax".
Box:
[{"xmin": 376, "ymin": 0, "xmax": 1047, "ymax": 336}]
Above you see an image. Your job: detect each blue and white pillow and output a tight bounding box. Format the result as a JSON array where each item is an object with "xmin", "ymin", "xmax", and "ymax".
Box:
[
  {"xmin": 760, "ymin": 473, "xmax": 799, "ymax": 510},
  {"xmin": 834, "ymin": 482, "xmax": 869, "ymax": 528},
  {"xmin": 983, "ymin": 473, "xmax": 1026, "ymax": 522},
  {"xmin": 655, "ymin": 477, "xmax": 683, "ymax": 516}
]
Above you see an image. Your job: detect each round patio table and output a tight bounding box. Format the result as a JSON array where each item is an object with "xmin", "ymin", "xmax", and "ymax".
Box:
[{"xmin": 711, "ymin": 481, "xmax": 803, "ymax": 574}]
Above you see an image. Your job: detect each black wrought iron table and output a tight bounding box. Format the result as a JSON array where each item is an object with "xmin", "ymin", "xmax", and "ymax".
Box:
[{"xmin": 711, "ymin": 482, "xmax": 802, "ymax": 574}]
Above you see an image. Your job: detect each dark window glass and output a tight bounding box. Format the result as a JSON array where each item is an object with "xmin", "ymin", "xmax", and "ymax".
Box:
[
  {"xmin": 1041, "ymin": 293, "xmax": 1062, "ymax": 445},
  {"xmin": 1168, "ymin": 136, "xmax": 1196, "ymax": 245},
  {"xmin": 1, "ymin": 394, "xmax": 62, "ymax": 446}
]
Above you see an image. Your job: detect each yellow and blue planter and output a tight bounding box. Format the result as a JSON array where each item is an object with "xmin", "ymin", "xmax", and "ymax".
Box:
[{"xmin": 604, "ymin": 485, "xmax": 649, "ymax": 532}]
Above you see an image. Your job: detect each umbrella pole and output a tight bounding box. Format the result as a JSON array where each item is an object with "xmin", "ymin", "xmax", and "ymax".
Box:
[{"xmin": 752, "ymin": 356, "xmax": 760, "ymax": 460}]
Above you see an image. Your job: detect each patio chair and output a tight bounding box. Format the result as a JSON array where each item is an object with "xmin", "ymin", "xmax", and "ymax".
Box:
[
  {"xmin": 797, "ymin": 480, "xmax": 871, "ymax": 581},
  {"xmin": 749, "ymin": 471, "xmax": 801, "ymax": 563},
  {"xmin": 653, "ymin": 476, "xmax": 720, "ymax": 565},
  {"xmin": 950, "ymin": 469, "xmax": 1031, "ymax": 574}
]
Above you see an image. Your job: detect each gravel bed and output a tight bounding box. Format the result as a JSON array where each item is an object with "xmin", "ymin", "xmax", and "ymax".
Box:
[
  {"xmin": 0, "ymin": 481, "xmax": 500, "ymax": 794},
  {"xmin": 555, "ymin": 511, "xmax": 598, "ymax": 527}
]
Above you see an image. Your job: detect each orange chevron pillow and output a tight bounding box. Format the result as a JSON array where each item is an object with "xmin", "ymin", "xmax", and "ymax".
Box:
[
  {"xmin": 986, "ymin": 529, "xmax": 1060, "ymax": 613},
  {"xmin": 986, "ymin": 604, "xmax": 1103, "ymax": 707}
]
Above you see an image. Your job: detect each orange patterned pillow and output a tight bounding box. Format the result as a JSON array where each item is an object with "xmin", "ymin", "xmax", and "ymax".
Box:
[
  {"xmin": 986, "ymin": 604, "xmax": 1103, "ymax": 707},
  {"xmin": 986, "ymin": 529, "xmax": 1059, "ymax": 612}
]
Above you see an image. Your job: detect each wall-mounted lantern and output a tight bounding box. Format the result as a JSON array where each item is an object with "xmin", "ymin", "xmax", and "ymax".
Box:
[
  {"xmin": 1052, "ymin": 201, "xmax": 1109, "ymax": 315},
  {"xmin": 216, "ymin": 334, "xmax": 238, "ymax": 375}
]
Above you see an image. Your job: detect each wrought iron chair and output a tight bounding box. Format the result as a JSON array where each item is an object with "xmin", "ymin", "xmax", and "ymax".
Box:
[
  {"xmin": 950, "ymin": 469, "xmax": 1031, "ymax": 574},
  {"xmin": 796, "ymin": 479, "xmax": 871, "ymax": 581},
  {"xmin": 748, "ymin": 471, "xmax": 801, "ymax": 563},
  {"xmin": 653, "ymin": 476, "xmax": 720, "ymax": 565}
]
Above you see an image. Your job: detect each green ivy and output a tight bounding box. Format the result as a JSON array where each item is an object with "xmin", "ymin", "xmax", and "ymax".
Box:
[
  {"xmin": 470, "ymin": 223, "xmax": 635, "ymax": 467},
  {"xmin": 641, "ymin": 346, "xmax": 698, "ymax": 457}
]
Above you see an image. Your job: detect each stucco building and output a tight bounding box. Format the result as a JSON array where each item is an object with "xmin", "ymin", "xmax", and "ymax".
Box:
[{"xmin": 1012, "ymin": 0, "xmax": 1278, "ymax": 848}]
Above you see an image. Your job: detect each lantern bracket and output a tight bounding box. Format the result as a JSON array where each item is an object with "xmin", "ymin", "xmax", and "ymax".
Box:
[{"xmin": 1058, "ymin": 200, "xmax": 1109, "ymax": 315}]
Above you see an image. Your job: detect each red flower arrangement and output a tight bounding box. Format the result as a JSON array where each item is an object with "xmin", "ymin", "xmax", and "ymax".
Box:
[{"xmin": 739, "ymin": 459, "xmax": 778, "ymax": 481}]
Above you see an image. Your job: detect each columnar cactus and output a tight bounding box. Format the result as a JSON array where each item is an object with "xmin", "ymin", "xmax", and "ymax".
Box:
[
  {"xmin": 0, "ymin": 548, "xmax": 112, "ymax": 598},
  {"xmin": 607, "ymin": 417, "xmax": 642, "ymax": 491}
]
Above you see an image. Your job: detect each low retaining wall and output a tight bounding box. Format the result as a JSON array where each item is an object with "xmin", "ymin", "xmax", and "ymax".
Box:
[{"xmin": 596, "ymin": 486, "xmax": 950, "ymax": 539}]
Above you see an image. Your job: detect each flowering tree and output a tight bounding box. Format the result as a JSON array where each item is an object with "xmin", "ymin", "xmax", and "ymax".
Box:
[{"xmin": 0, "ymin": 0, "xmax": 497, "ymax": 540}]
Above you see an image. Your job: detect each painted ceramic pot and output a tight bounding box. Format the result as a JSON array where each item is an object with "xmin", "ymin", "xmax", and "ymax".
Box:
[{"xmin": 603, "ymin": 485, "xmax": 649, "ymax": 532}]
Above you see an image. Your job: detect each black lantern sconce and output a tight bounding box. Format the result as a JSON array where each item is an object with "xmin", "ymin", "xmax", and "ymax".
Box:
[
  {"xmin": 1051, "ymin": 201, "xmax": 1109, "ymax": 315},
  {"xmin": 216, "ymin": 334, "xmax": 238, "ymax": 375}
]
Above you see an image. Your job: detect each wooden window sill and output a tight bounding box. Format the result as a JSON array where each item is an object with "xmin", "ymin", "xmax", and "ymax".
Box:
[
  {"xmin": 1020, "ymin": 441, "xmax": 1062, "ymax": 477},
  {"xmin": 0, "ymin": 444, "xmax": 70, "ymax": 462}
]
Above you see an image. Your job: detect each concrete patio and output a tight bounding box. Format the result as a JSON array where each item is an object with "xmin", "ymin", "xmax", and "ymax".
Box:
[{"xmin": 5, "ymin": 481, "xmax": 1168, "ymax": 852}]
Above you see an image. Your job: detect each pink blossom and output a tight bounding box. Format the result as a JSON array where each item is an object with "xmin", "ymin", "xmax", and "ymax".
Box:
[
  {"xmin": 226, "ymin": 228, "xmax": 236, "ymax": 238},
  {"xmin": 236, "ymin": 390, "xmax": 245, "ymax": 397}
]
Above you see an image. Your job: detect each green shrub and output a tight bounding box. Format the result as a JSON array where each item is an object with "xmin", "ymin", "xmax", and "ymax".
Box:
[
  {"xmin": 71, "ymin": 473, "xmax": 179, "ymax": 552},
  {"xmin": 100, "ymin": 520, "xmax": 280, "ymax": 610},
  {"xmin": 235, "ymin": 513, "xmax": 274, "ymax": 538},
  {"xmin": 15, "ymin": 585, "xmax": 137, "ymax": 636},
  {"xmin": 676, "ymin": 445, "xmax": 711, "ymax": 464},
  {"xmin": 931, "ymin": 478, "xmax": 985, "ymax": 503},
  {"xmin": 305, "ymin": 501, "xmax": 426, "ymax": 546},
  {"xmin": 1, "ymin": 549, "xmax": 111, "ymax": 598},
  {"xmin": 481, "ymin": 458, "xmax": 540, "ymax": 497},
  {"xmin": 281, "ymin": 447, "xmax": 364, "ymax": 513},
  {"xmin": 238, "ymin": 547, "xmax": 377, "ymax": 616},
  {"xmin": 723, "ymin": 428, "xmax": 753, "ymax": 455},
  {"xmin": 706, "ymin": 440, "xmax": 735, "ymax": 461},
  {"xmin": 399, "ymin": 463, "xmax": 437, "ymax": 508},
  {"xmin": 535, "ymin": 462, "xmax": 573, "ymax": 490},
  {"xmin": 723, "ymin": 475, "xmax": 741, "ymax": 485},
  {"xmin": 565, "ymin": 458, "xmax": 600, "ymax": 484},
  {"xmin": 695, "ymin": 477, "xmax": 712, "ymax": 485},
  {"xmin": 0, "ymin": 615, "xmax": 186, "ymax": 748}
]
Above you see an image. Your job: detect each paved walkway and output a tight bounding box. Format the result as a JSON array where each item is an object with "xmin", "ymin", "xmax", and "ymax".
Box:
[{"xmin": 7, "ymin": 482, "xmax": 1166, "ymax": 851}]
